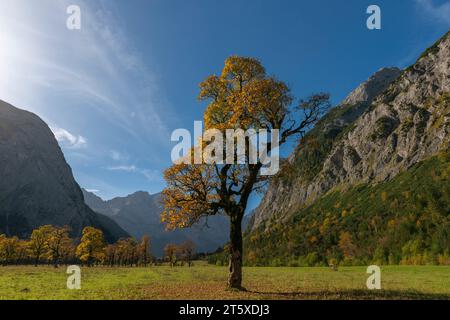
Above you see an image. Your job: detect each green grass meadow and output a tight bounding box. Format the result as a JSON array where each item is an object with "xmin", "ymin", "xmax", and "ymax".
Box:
[{"xmin": 0, "ymin": 263, "xmax": 449, "ymax": 300}]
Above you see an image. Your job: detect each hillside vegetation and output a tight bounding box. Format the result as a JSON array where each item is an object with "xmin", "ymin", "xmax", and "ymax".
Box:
[{"xmin": 240, "ymin": 150, "xmax": 449, "ymax": 267}]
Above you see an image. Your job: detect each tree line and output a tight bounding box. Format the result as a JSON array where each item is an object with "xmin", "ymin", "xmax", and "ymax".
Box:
[{"xmin": 0, "ymin": 225, "xmax": 196, "ymax": 267}]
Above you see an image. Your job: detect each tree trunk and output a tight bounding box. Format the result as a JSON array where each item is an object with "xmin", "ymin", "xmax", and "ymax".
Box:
[{"xmin": 228, "ymin": 214, "xmax": 243, "ymax": 289}]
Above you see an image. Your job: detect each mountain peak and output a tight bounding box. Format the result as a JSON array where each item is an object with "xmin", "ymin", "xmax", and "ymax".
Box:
[
  {"xmin": 341, "ymin": 67, "xmax": 402, "ymax": 106},
  {"xmin": 128, "ymin": 190, "xmax": 152, "ymax": 198}
]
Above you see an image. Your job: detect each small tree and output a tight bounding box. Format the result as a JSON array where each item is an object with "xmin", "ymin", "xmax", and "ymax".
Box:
[
  {"xmin": 47, "ymin": 226, "xmax": 71, "ymax": 268},
  {"xmin": 60, "ymin": 238, "xmax": 76, "ymax": 266},
  {"xmin": 0, "ymin": 235, "xmax": 20, "ymax": 265},
  {"xmin": 115, "ymin": 239, "xmax": 127, "ymax": 266},
  {"xmin": 76, "ymin": 227, "xmax": 105, "ymax": 267},
  {"xmin": 162, "ymin": 56, "xmax": 329, "ymax": 288},
  {"xmin": 29, "ymin": 225, "xmax": 52, "ymax": 266},
  {"xmin": 339, "ymin": 232, "xmax": 356, "ymax": 259},
  {"xmin": 124, "ymin": 238, "xmax": 138, "ymax": 266},
  {"xmin": 115, "ymin": 238, "xmax": 138, "ymax": 266},
  {"xmin": 181, "ymin": 240, "xmax": 196, "ymax": 267},
  {"xmin": 16, "ymin": 240, "xmax": 30, "ymax": 265},
  {"xmin": 164, "ymin": 244, "xmax": 178, "ymax": 267},
  {"xmin": 138, "ymin": 235, "xmax": 152, "ymax": 266},
  {"xmin": 0, "ymin": 235, "xmax": 5, "ymax": 265},
  {"xmin": 104, "ymin": 244, "xmax": 117, "ymax": 267}
]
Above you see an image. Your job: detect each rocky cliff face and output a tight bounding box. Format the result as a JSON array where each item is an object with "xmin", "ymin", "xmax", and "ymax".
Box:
[
  {"xmin": 250, "ymin": 31, "xmax": 450, "ymax": 231},
  {"xmin": 83, "ymin": 189, "xmax": 235, "ymax": 256},
  {"xmin": 0, "ymin": 100, "xmax": 128, "ymax": 242}
]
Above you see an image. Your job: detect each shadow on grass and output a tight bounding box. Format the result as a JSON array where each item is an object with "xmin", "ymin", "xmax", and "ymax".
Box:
[{"xmin": 246, "ymin": 289, "xmax": 450, "ymax": 300}]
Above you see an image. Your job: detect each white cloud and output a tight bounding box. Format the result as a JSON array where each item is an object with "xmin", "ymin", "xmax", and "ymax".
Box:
[
  {"xmin": 106, "ymin": 165, "xmax": 160, "ymax": 181},
  {"xmin": 0, "ymin": 0, "xmax": 172, "ymax": 145},
  {"xmin": 415, "ymin": 0, "xmax": 450, "ymax": 24},
  {"xmin": 51, "ymin": 126, "xmax": 87, "ymax": 149},
  {"xmin": 110, "ymin": 150, "xmax": 128, "ymax": 161},
  {"xmin": 107, "ymin": 165, "xmax": 137, "ymax": 172}
]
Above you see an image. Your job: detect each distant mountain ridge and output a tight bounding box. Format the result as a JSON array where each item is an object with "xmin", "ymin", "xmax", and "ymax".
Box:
[
  {"xmin": 83, "ymin": 189, "xmax": 236, "ymax": 256},
  {"xmin": 0, "ymin": 100, "xmax": 128, "ymax": 242}
]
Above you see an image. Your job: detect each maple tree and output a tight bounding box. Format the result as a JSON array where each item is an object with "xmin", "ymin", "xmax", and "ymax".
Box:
[
  {"xmin": 162, "ymin": 55, "xmax": 330, "ymax": 289},
  {"xmin": 29, "ymin": 225, "xmax": 53, "ymax": 267},
  {"xmin": 180, "ymin": 240, "xmax": 196, "ymax": 267},
  {"xmin": 46, "ymin": 225, "xmax": 72, "ymax": 267},
  {"xmin": 76, "ymin": 227, "xmax": 105, "ymax": 266},
  {"xmin": 138, "ymin": 235, "xmax": 152, "ymax": 267},
  {"xmin": 164, "ymin": 243, "xmax": 178, "ymax": 267}
]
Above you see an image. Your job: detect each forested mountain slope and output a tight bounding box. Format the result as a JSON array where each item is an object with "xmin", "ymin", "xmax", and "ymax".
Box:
[{"xmin": 242, "ymin": 30, "xmax": 450, "ymax": 266}]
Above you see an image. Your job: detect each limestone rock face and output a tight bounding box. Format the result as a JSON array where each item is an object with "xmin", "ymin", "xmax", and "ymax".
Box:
[
  {"xmin": 250, "ymin": 31, "xmax": 450, "ymax": 231},
  {"xmin": 342, "ymin": 67, "xmax": 403, "ymax": 106},
  {"xmin": 0, "ymin": 100, "xmax": 128, "ymax": 242}
]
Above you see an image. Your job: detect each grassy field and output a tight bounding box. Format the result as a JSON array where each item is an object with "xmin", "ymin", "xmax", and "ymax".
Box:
[{"xmin": 0, "ymin": 263, "xmax": 449, "ymax": 300}]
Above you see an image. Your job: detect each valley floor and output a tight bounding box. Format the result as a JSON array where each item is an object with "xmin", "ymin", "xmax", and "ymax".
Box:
[{"xmin": 0, "ymin": 263, "xmax": 449, "ymax": 300}]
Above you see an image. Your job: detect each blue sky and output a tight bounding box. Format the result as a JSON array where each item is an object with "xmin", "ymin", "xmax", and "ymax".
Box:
[{"xmin": 0, "ymin": 0, "xmax": 448, "ymax": 204}]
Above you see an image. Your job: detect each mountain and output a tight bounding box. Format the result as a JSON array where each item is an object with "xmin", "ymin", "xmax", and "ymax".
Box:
[
  {"xmin": 83, "ymin": 189, "xmax": 236, "ymax": 256},
  {"xmin": 244, "ymin": 31, "xmax": 450, "ymax": 266},
  {"xmin": 249, "ymin": 66, "xmax": 403, "ymax": 229},
  {"xmin": 0, "ymin": 100, "xmax": 129, "ymax": 242}
]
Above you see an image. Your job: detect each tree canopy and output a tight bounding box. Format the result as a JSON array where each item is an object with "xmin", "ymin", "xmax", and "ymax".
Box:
[{"xmin": 162, "ymin": 55, "xmax": 330, "ymax": 288}]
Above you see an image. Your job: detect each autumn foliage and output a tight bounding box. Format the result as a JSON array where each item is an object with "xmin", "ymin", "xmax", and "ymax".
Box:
[
  {"xmin": 162, "ymin": 55, "xmax": 330, "ymax": 288},
  {"xmin": 0, "ymin": 226, "xmax": 155, "ymax": 267}
]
